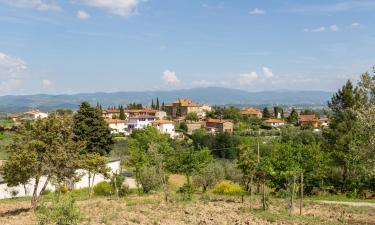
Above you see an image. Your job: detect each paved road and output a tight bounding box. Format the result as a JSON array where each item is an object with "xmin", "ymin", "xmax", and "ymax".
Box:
[{"xmin": 318, "ymin": 200, "xmax": 375, "ymax": 208}]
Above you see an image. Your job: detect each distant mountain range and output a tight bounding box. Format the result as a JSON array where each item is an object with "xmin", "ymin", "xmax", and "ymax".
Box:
[{"xmin": 0, "ymin": 87, "xmax": 333, "ymax": 112}]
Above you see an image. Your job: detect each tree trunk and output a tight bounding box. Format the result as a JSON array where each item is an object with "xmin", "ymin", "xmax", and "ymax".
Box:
[
  {"xmin": 23, "ymin": 184, "xmax": 27, "ymax": 196},
  {"xmin": 31, "ymin": 177, "xmax": 40, "ymax": 209},
  {"xmin": 300, "ymin": 172, "xmax": 303, "ymax": 216},
  {"xmin": 262, "ymin": 182, "xmax": 266, "ymax": 211},
  {"xmin": 249, "ymin": 175, "xmax": 253, "ymax": 210},
  {"xmin": 289, "ymin": 175, "xmax": 296, "ymax": 216},
  {"xmin": 88, "ymin": 172, "xmax": 92, "ymax": 198},
  {"xmin": 90, "ymin": 173, "xmax": 96, "ymax": 197},
  {"xmin": 114, "ymin": 174, "xmax": 119, "ymax": 199}
]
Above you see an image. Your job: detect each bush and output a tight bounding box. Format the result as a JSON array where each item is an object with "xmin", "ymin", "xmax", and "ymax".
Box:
[
  {"xmin": 111, "ymin": 173, "xmax": 130, "ymax": 197},
  {"xmin": 177, "ymin": 182, "xmax": 193, "ymax": 201},
  {"xmin": 138, "ymin": 166, "xmax": 162, "ymax": 193},
  {"xmin": 36, "ymin": 194, "xmax": 81, "ymax": 225},
  {"xmin": 213, "ymin": 181, "xmax": 244, "ymax": 196},
  {"xmin": 56, "ymin": 185, "xmax": 68, "ymax": 194},
  {"xmin": 93, "ymin": 182, "xmax": 113, "ymax": 196}
]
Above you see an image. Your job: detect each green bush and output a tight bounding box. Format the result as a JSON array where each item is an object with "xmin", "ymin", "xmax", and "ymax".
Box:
[
  {"xmin": 138, "ymin": 166, "xmax": 162, "ymax": 193},
  {"xmin": 177, "ymin": 183, "xmax": 193, "ymax": 201},
  {"xmin": 213, "ymin": 181, "xmax": 244, "ymax": 196},
  {"xmin": 36, "ymin": 194, "xmax": 81, "ymax": 225},
  {"xmin": 93, "ymin": 182, "xmax": 113, "ymax": 196}
]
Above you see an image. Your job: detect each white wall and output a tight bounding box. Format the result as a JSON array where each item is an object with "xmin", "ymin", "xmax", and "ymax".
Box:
[{"xmin": 0, "ymin": 160, "xmax": 121, "ymax": 199}]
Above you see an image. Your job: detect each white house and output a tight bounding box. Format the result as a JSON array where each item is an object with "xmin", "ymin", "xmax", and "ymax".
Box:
[
  {"xmin": 152, "ymin": 120, "xmax": 177, "ymax": 137},
  {"xmin": 127, "ymin": 115, "xmax": 156, "ymax": 131},
  {"xmin": 264, "ymin": 118, "xmax": 285, "ymax": 127},
  {"xmin": 0, "ymin": 159, "xmax": 121, "ymax": 199},
  {"xmin": 106, "ymin": 119, "xmax": 128, "ymax": 135},
  {"xmin": 9, "ymin": 109, "xmax": 48, "ymax": 122}
]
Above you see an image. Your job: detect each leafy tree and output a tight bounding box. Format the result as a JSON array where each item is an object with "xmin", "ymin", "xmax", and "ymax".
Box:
[
  {"xmin": 73, "ymin": 102, "xmax": 114, "ymax": 156},
  {"xmin": 193, "ymin": 161, "xmax": 224, "ymax": 192},
  {"xmin": 177, "ymin": 122, "xmax": 188, "ymax": 132},
  {"xmin": 79, "ymin": 153, "xmax": 110, "ymax": 198},
  {"xmin": 2, "ymin": 114, "xmax": 84, "ymax": 208},
  {"xmin": 119, "ymin": 105, "xmax": 126, "ymax": 120},
  {"xmin": 212, "ymin": 132, "xmax": 241, "ymax": 159},
  {"xmin": 191, "ymin": 129, "xmax": 212, "ymax": 149},
  {"xmin": 287, "ymin": 108, "xmax": 299, "ymax": 125},
  {"xmin": 186, "ymin": 112, "xmax": 199, "ymax": 122},
  {"xmin": 262, "ymin": 107, "xmax": 271, "ymax": 119},
  {"xmin": 323, "ymin": 80, "xmax": 363, "ymax": 192}
]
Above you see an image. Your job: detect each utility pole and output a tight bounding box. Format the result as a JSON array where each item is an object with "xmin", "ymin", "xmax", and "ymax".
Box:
[{"xmin": 300, "ymin": 172, "xmax": 304, "ymax": 216}]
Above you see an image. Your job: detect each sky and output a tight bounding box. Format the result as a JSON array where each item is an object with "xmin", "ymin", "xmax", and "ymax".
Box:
[{"xmin": 0, "ymin": 0, "xmax": 374, "ymax": 95}]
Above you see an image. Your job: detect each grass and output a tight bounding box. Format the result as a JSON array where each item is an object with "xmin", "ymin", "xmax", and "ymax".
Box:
[{"xmin": 306, "ymin": 193, "xmax": 375, "ymax": 203}]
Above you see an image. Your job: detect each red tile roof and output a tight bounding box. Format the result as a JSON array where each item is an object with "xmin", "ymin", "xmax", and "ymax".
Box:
[
  {"xmin": 264, "ymin": 119, "xmax": 284, "ymax": 123},
  {"xmin": 206, "ymin": 118, "xmax": 232, "ymax": 124},
  {"xmin": 106, "ymin": 119, "xmax": 127, "ymax": 124},
  {"xmin": 298, "ymin": 115, "xmax": 319, "ymax": 122},
  {"xmin": 152, "ymin": 120, "xmax": 174, "ymax": 125}
]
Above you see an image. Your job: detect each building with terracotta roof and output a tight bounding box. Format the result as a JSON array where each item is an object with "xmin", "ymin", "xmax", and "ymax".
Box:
[
  {"xmin": 298, "ymin": 114, "xmax": 329, "ymax": 128},
  {"xmin": 165, "ymin": 98, "xmax": 210, "ymax": 118},
  {"xmin": 152, "ymin": 120, "xmax": 177, "ymax": 137},
  {"xmin": 205, "ymin": 118, "xmax": 234, "ymax": 133},
  {"xmin": 240, "ymin": 107, "xmax": 263, "ymax": 118},
  {"xmin": 102, "ymin": 108, "xmax": 166, "ymax": 120},
  {"xmin": 9, "ymin": 109, "xmax": 48, "ymax": 122},
  {"xmin": 264, "ymin": 118, "xmax": 285, "ymax": 127},
  {"xmin": 105, "ymin": 119, "xmax": 128, "ymax": 134}
]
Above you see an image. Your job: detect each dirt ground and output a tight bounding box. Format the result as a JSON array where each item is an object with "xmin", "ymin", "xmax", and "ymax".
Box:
[{"xmin": 0, "ymin": 194, "xmax": 374, "ymax": 225}]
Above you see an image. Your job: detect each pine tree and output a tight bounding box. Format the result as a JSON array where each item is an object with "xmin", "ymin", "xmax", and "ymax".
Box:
[
  {"xmin": 288, "ymin": 108, "xmax": 299, "ymax": 125},
  {"xmin": 119, "ymin": 105, "xmax": 126, "ymax": 120},
  {"xmin": 151, "ymin": 99, "xmax": 155, "ymax": 109},
  {"xmin": 156, "ymin": 97, "xmax": 160, "ymax": 110},
  {"xmin": 262, "ymin": 107, "xmax": 271, "ymax": 119}
]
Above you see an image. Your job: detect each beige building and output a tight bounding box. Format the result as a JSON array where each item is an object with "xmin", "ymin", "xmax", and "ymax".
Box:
[
  {"xmin": 205, "ymin": 118, "xmax": 234, "ymax": 133},
  {"xmin": 240, "ymin": 107, "xmax": 262, "ymax": 118},
  {"xmin": 165, "ymin": 98, "xmax": 210, "ymax": 118}
]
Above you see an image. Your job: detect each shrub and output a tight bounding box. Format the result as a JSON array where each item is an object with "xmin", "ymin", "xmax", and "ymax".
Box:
[
  {"xmin": 213, "ymin": 181, "xmax": 244, "ymax": 196},
  {"xmin": 93, "ymin": 182, "xmax": 113, "ymax": 196},
  {"xmin": 56, "ymin": 185, "xmax": 68, "ymax": 194},
  {"xmin": 111, "ymin": 173, "xmax": 130, "ymax": 197},
  {"xmin": 36, "ymin": 194, "xmax": 81, "ymax": 225},
  {"xmin": 177, "ymin": 183, "xmax": 193, "ymax": 201},
  {"xmin": 138, "ymin": 166, "xmax": 162, "ymax": 193},
  {"xmin": 41, "ymin": 189, "xmax": 52, "ymax": 196}
]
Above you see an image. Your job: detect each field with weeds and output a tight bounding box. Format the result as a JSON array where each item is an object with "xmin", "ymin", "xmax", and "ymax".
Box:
[{"xmin": 0, "ymin": 191, "xmax": 374, "ymax": 225}]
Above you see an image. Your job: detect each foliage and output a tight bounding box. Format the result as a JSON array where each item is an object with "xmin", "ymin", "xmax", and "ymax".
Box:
[
  {"xmin": 2, "ymin": 114, "xmax": 84, "ymax": 208},
  {"xmin": 36, "ymin": 194, "xmax": 82, "ymax": 225},
  {"xmin": 273, "ymin": 106, "xmax": 283, "ymax": 118},
  {"xmin": 213, "ymin": 181, "xmax": 244, "ymax": 195},
  {"xmin": 119, "ymin": 105, "xmax": 126, "ymax": 120},
  {"xmin": 211, "ymin": 132, "xmax": 241, "ymax": 159},
  {"xmin": 176, "ymin": 122, "xmax": 188, "ymax": 132},
  {"xmin": 193, "ymin": 161, "xmax": 224, "ymax": 192},
  {"xmin": 73, "ymin": 102, "xmax": 114, "ymax": 156},
  {"xmin": 262, "ymin": 107, "xmax": 271, "ymax": 119},
  {"xmin": 93, "ymin": 182, "xmax": 113, "ymax": 196},
  {"xmin": 138, "ymin": 166, "xmax": 162, "ymax": 193},
  {"xmin": 186, "ymin": 112, "xmax": 199, "ymax": 122},
  {"xmin": 177, "ymin": 182, "xmax": 193, "ymax": 200},
  {"xmin": 287, "ymin": 108, "xmax": 299, "ymax": 125}
]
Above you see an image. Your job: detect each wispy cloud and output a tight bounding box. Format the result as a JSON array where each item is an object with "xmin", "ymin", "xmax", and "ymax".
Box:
[
  {"xmin": 350, "ymin": 22, "xmax": 361, "ymax": 28},
  {"xmin": 304, "ymin": 26, "xmax": 326, "ymax": 32},
  {"xmin": 78, "ymin": 0, "xmax": 146, "ymax": 17},
  {"xmin": 330, "ymin": 25, "xmax": 339, "ymax": 32},
  {"xmin": 0, "ymin": 52, "xmax": 28, "ymax": 92},
  {"xmin": 77, "ymin": 10, "xmax": 90, "ymax": 20},
  {"xmin": 291, "ymin": 1, "xmax": 375, "ymax": 13},
  {"xmin": 42, "ymin": 79, "xmax": 52, "ymax": 88},
  {"xmin": 162, "ymin": 70, "xmax": 180, "ymax": 85},
  {"xmin": 249, "ymin": 8, "xmax": 265, "ymax": 15},
  {"xmin": 0, "ymin": 0, "xmax": 61, "ymax": 12}
]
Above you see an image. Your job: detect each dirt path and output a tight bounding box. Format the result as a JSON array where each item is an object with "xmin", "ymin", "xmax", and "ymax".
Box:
[{"xmin": 318, "ymin": 200, "xmax": 375, "ymax": 208}]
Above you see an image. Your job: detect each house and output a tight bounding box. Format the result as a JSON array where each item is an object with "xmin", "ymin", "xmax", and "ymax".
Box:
[
  {"xmin": 0, "ymin": 159, "xmax": 121, "ymax": 199},
  {"xmin": 9, "ymin": 109, "xmax": 48, "ymax": 122},
  {"xmin": 240, "ymin": 107, "xmax": 263, "ymax": 118},
  {"xmin": 165, "ymin": 98, "xmax": 209, "ymax": 118},
  {"xmin": 319, "ymin": 117, "xmax": 329, "ymax": 127},
  {"xmin": 298, "ymin": 115, "xmax": 320, "ymax": 128},
  {"xmin": 264, "ymin": 118, "xmax": 285, "ymax": 127},
  {"xmin": 127, "ymin": 115, "xmax": 156, "ymax": 131},
  {"xmin": 186, "ymin": 122, "xmax": 205, "ymax": 134},
  {"xmin": 106, "ymin": 119, "xmax": 128, "ymax": 135},
  {"xmin": 205, "ymin": 118, "xmax": 234, "ymax": 133},
  {"xmin": 102, "ymin": 109, "xmax": 166, "ymax": 120},
  {"xmin": 152, "ymin": 120, "xmax": 177, "ymax": 137}
]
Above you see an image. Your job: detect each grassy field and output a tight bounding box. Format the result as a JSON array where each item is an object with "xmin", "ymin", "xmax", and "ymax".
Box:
[{"xmin": 0, "ymin": 176, "xmax": 374, "ymax": 225}]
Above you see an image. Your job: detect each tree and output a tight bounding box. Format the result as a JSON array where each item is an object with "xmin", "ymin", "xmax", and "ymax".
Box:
[
  {"xmin": 73, "ymin": 102, "xmax": 114, "ymax": 156},
  {"xmin": 2, "ymin": 114, "xmax": 84, "ymax": 208},
  {"xmin": 288, "ymin": 108, "xmax": 299, "ymax": 125},
  {"xmin": 262, "ymin": 107, "xmax": 271, "ymax": 119},
  {"xmin": 119, "ymin": 105, "xmax": 126, "ymax": 120},
  {"xmin": 323, "ymin": 80, "xmax": 363, "ymax": 192},
  {"xmin": 186, "ymin": 112, "xmax": 199, "ymax": 122},
  {"xmin": 177, "ymin": 122, "xmax": 188, "ymax": 132},
  {"xmin": 193, "ymin": 162, "xmax": 224, "ymax": 192},
  {"xmin": 79, "ymin": 153, "xmax": 109, "ymax": 198},
  {"xmin": 273, "ymin": 106, "xmax": 283, "ymax": 118},
  {"xmin": 151, "ymin": 99, "xmax": 155, "ymax": 109},
  {"xmin": 156, "ymin": 97, "xmax": 160, "ymax": 110}
]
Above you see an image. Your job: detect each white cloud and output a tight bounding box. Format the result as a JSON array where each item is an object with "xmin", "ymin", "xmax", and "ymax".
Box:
[
  {"xmin": 238, "ymin": 72, "xmax": 258, "ymax": 85},
  {"xmin": 0, "ymin": 0, "xmax": 61, "ymax": 11},
  {"xmin": 78, "ymin": 0, "xmax": 145, "ymax": 17},
  {"xmin": 263, "ymin": 67, "xmax": 274, "ymax": 78},
  {"xmin": 162, "ymin": 70, "xmax": 180, "ymax": 85},
  {"xmin": 42, "ymin": 79, "xmax": 52, "ymax": 88},
  {"xmin": 0, "ymin": 52, "xmax": 28, "ymax": 92},
  {"xmin": 350, "ymin": 22, "xmax": 360, "ymax": 28},
  {"xmin": 77, "ymin": 10, "xmax": 90, "ymax": 20},
  {"xmin": 330, "ymin": 25, "xmax": 339, "ymax": 32},
  {"xmin": 249, "ymin": 8, "xmax": 265, "ymax": 15},
  {"xmin": 311, "ymin": 26, "xmax": 326, "ymax": 32}
]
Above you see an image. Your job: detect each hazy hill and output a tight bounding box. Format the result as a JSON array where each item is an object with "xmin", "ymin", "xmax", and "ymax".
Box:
[{"xmin": 0, "ymin": 87, "xmax": 333, "ymax": 112}]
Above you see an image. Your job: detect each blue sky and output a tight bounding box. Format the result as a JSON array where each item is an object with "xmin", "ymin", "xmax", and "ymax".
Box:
[{"xmin": 0, "ymin": 0, "xmax": 374, "ymax": 95}]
